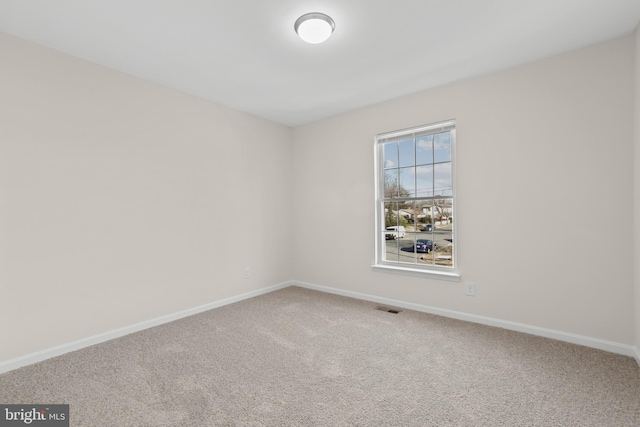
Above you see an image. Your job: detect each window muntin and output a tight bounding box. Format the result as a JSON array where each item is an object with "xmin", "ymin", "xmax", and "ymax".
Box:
[{"xmin": 375, "ymin": 121, "xmax": 456, "ymax": 275}]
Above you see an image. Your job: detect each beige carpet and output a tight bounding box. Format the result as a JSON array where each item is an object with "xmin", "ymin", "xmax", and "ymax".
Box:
[{"xmin": 1, "ymin": 286, "xmax": 639, "ymax": 426}]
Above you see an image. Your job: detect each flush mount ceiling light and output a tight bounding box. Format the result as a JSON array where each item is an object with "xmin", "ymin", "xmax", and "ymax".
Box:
[{"xmin": 294, "ymin": 12, "xmax": 335, "ymax": 44}]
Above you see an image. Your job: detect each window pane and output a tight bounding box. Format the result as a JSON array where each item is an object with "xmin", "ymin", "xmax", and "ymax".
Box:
[
  {"xmin": 383, "ymin": 201, "xmax": 399, "ymax": 262},
  {"xmin": 416, "ymin": 135, "xmax": 433, "ymax": 165},
  {"xmin": 383, "ymin": 143, "xmax": 398, "ymax": 169},
  {"xmin": 384, "ymin": 201, "xmax": 399, "ymax": 228},
  {"xmin": 434, "ymin": 132, "xmax": 451, "ymax": 163},
  {"xmin": 416, "ymin": 165, "xmax": 433, "ymax": 197},
  {"xmin": 433, "ymin": 198, "xmax": 453, "ymax": 225},
  {"xmin": 402, "ymin": 201, "xmax": 417, "ymax": 230},
  {"xmin": 417, "ymin": 198, "xmax": 435, "ymax": 266},
  {"xmin": 433, "ymin": 198, "xmax": 454, "ymax": 267},
  {"xmin": 398, "ymin": 138, "xmax": 414, "ymax": 168},
  {"xmin": 396, "ymin": 202, "xmax": 416, "ymax": 264},
  {"xmin": 383, "ymin": 232, "xmax": 400, "ymax": 262},
  {"xmin": 434, "ymin": 162, "xmax": 452, "ymax": 196},
  {"xmin": 398, "ymin": 237, "xmax": 417, "ymax": 264},
  {"xmin": 399, "ymin": 167, "xmax": 415, "ymax": 197},
  {"xmin": 416, "ymin": 199, "xmax": 434, "ymax": 231},
  {"xmin": 384, "ymin": 169, "xmax": 399, "ymax": 198}
]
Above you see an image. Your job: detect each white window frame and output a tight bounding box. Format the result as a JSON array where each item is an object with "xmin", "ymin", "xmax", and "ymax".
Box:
[{"xmin": 373, "ymin": 120, "xmax": 460, "ymax": 280}]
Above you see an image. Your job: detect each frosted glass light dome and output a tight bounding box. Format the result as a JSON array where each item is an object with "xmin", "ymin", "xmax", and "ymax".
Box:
[{"xmin": 294, "ymin": 13, "xmax": 335, "ymax": 44}]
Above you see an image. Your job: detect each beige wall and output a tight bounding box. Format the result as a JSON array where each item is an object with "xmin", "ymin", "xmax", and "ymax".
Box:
[
  {"xmin": 292, "ymin": 35, "xmax": 636, "ymax": 345},
  {"xmin": 635, "ymin": 26, "xmax": 640, "ymax": 353},
  {"xmin": 2, "ymin": 30, "xmax": 638, "ymax": 365},
  {"xmin": 0, "ymin": 33, "xmax": 293, "ymax": 362}
]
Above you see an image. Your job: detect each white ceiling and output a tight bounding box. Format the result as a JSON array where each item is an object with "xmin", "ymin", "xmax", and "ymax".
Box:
[{"xmin": 1, "ymin": 1, "xmax": 639, "ymax": 127}]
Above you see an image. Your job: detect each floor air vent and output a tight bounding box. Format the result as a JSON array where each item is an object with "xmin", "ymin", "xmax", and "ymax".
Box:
[{"xmin": 375, "ymin": 306, "xmax": 401, "ymax": 314}]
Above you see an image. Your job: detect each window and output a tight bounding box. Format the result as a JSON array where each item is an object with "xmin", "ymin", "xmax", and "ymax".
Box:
[{"xmin": 374, "ymin": 120, "xmax": 458, "ymax": 278}]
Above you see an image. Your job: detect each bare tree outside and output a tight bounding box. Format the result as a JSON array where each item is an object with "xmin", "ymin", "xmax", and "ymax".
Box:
[{"xmin": 384, "ymin": 172, "xmax": 411, "ymax": 228}]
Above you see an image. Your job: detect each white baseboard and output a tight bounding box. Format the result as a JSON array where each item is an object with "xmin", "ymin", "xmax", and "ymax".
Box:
[
  {"xmin": 294, "ymin": 280, "xmax": 639, "ymax": 361},
  {"xmin": 0, "ymin": 280, "xmax": 293, "ymax": 375},
  {"xmin": 3, "ymin": 279, "xmax": 638, "ymax": 374}
]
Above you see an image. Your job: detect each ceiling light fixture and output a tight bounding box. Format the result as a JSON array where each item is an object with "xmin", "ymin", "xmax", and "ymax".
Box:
[{"xmin": 294, "ymin": 12, "xmax": 335, "ymax": 44}]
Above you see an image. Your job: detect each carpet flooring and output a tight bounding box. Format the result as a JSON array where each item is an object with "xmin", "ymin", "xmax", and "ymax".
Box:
[{"xmin": 1, "ymin": 286, "xmax": 639, "ymax": 426}]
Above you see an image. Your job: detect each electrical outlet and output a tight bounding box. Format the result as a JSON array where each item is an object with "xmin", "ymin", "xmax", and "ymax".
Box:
[
  {"xmin": 465, "ymin": 283, "xmax": 476, "ymax": 296},
  {"xmin": 243, "ymin": 267, "xmax": 251, "ymax": 279}
]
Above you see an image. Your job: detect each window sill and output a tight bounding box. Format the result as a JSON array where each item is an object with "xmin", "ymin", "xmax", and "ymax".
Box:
[{"xmin": 372, "ymin": 264, "xmax": 461, "ymax": 281}]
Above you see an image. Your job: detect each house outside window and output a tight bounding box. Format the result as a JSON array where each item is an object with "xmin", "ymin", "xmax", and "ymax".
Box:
[{"xmin": 374, "ymin": 120, "xmax": 458, "ymax": 279}]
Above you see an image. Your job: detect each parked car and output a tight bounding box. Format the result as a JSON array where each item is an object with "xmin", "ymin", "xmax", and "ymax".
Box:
[
  {"xmin": 423, "ymin": 224, "xmax": 436, "ymax": 231},
  {"xmin": 409, "ymin": 239, "xmax": 436, "ymax": 253},
  {"xmin": 385, "ymin": 226, "xmax": 406, "ymax": 239}
]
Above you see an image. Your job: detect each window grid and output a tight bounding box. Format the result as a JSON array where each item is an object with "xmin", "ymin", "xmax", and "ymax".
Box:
[{"xmin": 375, "ymin": 120, "xmax": 456, "ymax": 274}]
